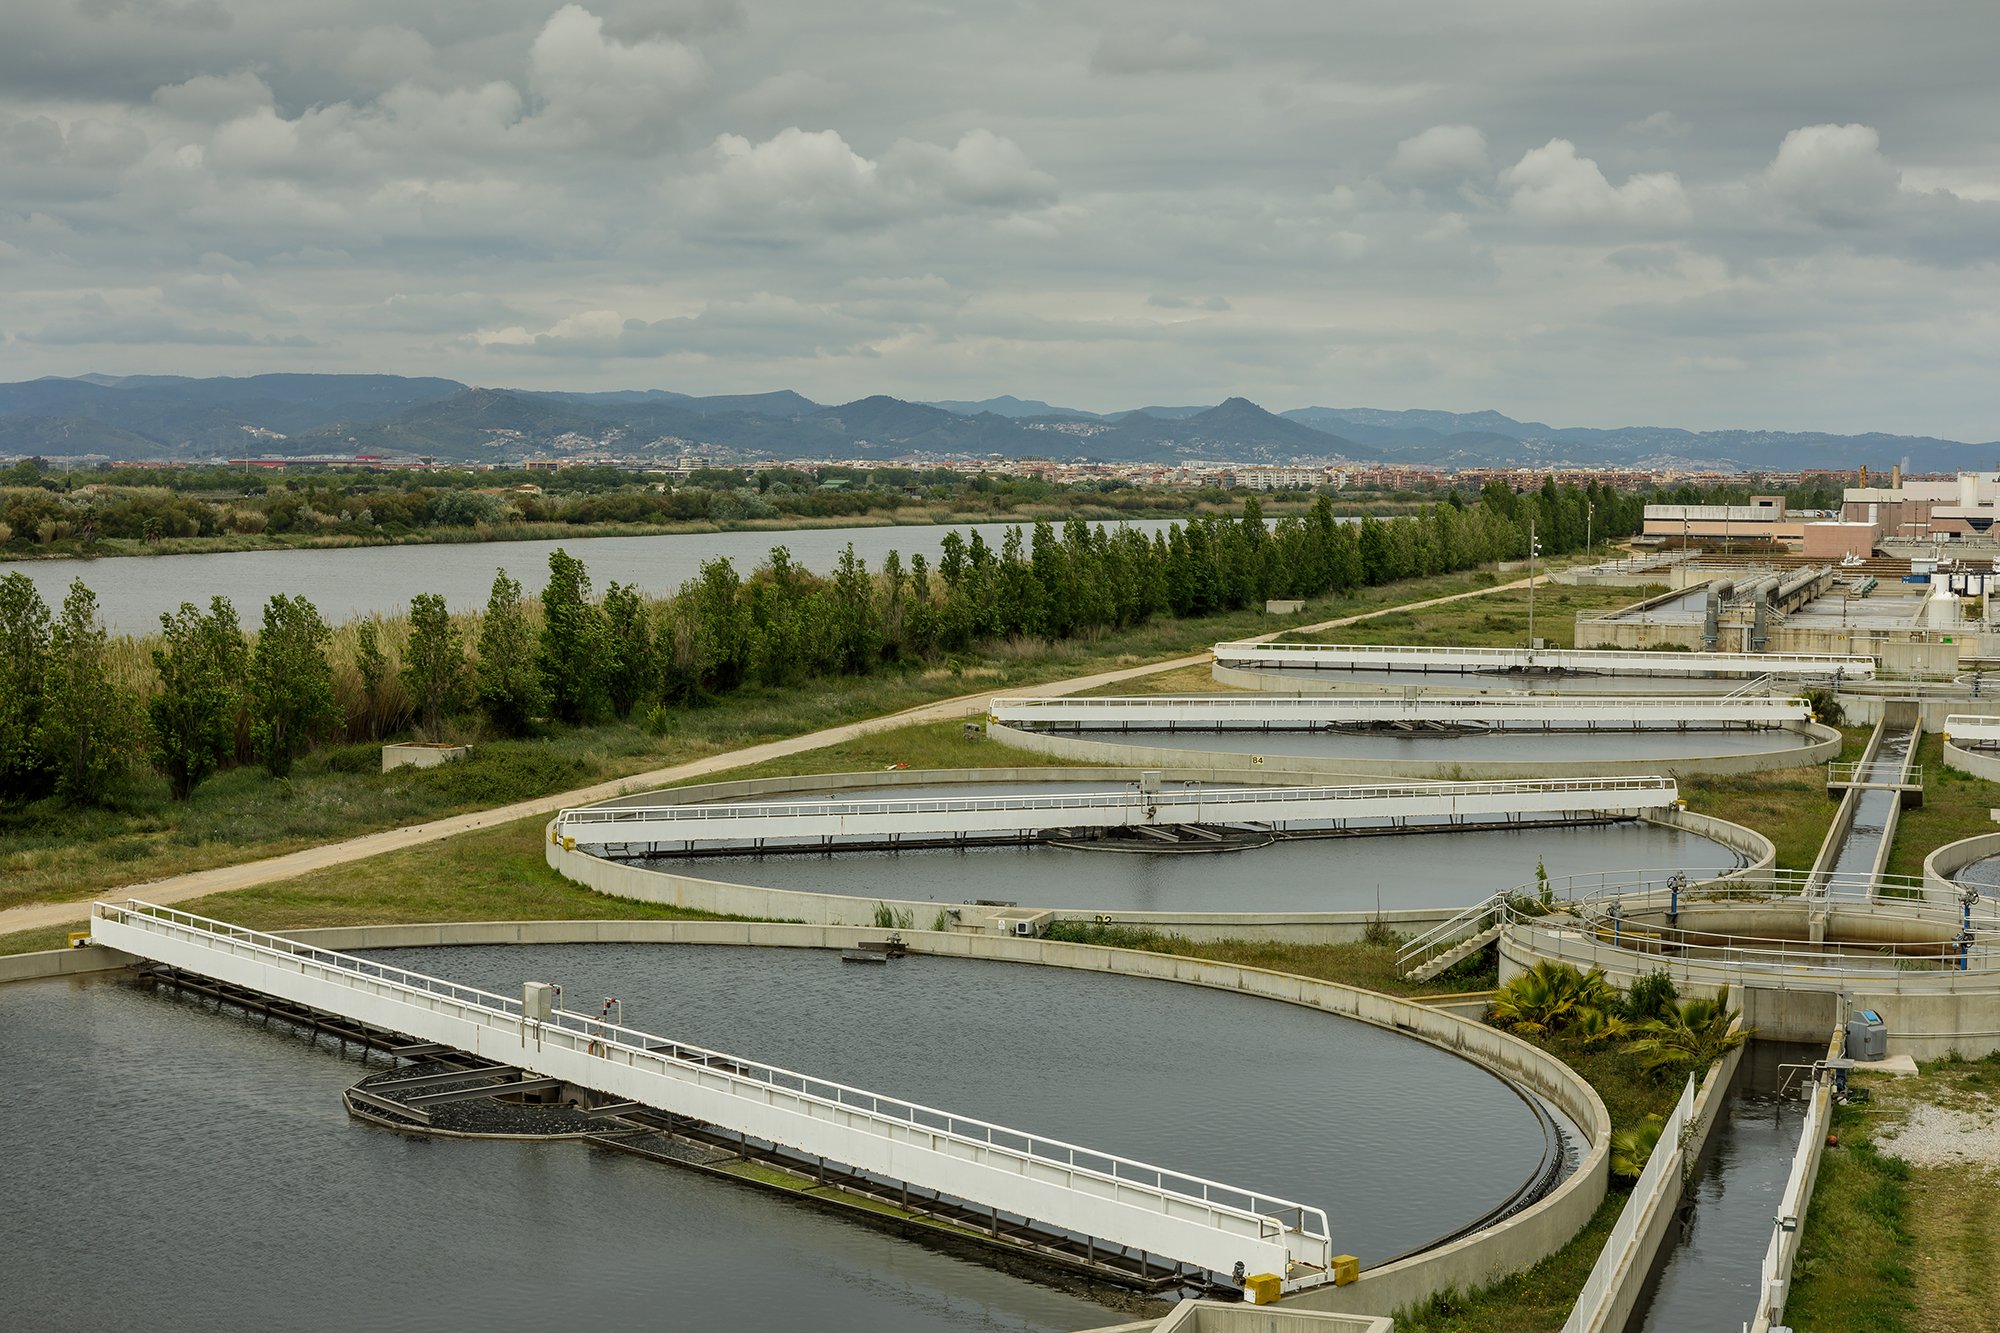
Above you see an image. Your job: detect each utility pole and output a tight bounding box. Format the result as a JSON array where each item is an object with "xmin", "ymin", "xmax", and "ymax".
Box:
[{"xmin": 1527, "ymin": 517, "xmax": 1540, "ymax": 650}]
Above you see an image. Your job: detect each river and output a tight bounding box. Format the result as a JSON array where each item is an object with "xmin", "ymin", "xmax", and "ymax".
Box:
[{"xmin": 8, "ymin": 520, "xmax": 1183, "ymax": 635}]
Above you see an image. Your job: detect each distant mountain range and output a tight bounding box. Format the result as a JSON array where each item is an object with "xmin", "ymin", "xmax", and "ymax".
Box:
[{"xmin": 2, "ymin": 373, "xmax": 1994, "ymax": 473}]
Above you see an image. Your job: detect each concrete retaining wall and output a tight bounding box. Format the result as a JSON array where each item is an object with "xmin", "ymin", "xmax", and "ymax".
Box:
[
  {"xmin": 22, "ymin": 916, "xmax": 1610, "ymax": 1318},
  {"xmin": 985, "ymin": 720, "xmax": 1840, "ymax": 782}
]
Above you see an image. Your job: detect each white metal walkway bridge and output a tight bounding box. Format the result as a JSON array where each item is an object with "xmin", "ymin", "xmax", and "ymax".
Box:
[
  {"xmin": 1943, "ymin": 714, "xmax": 2000, "ymax": 748},
  {"xmin": 90, "ymin": 900, "xmax": 1335, "ymax": 1290},
  {"xmin": 1211, "ymin": 642, "xmax": 1875, "ymax": 680},
  {"xmin": 553, "ymin": 777, "xmax": 1681, "ymax": 850},
  {"xmin": 990, "ymin": 695, "xmax": 1809, "ymax": 730}
]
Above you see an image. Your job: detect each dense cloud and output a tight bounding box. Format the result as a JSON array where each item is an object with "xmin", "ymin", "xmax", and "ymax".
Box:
[{"xmin": 2, "ymin": 0, "xmax": 1999, "ymax": 438}]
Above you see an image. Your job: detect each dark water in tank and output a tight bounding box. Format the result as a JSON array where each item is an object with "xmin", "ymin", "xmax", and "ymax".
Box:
[
  {"xmin": 649, "ymin": 820, "xmax": 1744, "ymax": 912},
  {"xmin": 1953, "ymin": 855, "xmax": 2000, "ymax": 897},
  {"xmin": 2, "ymin": 945, "xmax": 1551, "ymax": 1330}
]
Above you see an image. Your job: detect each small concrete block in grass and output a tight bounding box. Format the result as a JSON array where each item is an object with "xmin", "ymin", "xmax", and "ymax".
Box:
[{"xmin": 382, "ymin": 743, "xmax": 472, "ymax": 773}]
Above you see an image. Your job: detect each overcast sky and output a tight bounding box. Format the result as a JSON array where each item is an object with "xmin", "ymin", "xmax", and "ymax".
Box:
[{"xmin": 5, "ymin": 1, "xmax": 1998, "ymax": 436}]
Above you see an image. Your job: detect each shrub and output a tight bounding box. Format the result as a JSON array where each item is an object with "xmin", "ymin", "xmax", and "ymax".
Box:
[{"xmin": 1622, "ymin": 969, "xmax": 1680, "ymax": 1022}]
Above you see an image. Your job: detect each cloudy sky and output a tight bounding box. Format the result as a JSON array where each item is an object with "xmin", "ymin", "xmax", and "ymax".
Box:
[{"xmin": 5, "ymin": 1, "xmax": 1998, "ymax": 436}]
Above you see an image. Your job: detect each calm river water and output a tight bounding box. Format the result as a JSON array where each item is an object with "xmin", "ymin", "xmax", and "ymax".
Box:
[
  {"xmin": 10, "ymin": 520, "xmax": 1179, "ymax": 635},
  {"xmin": 4, "ymin": 944, "xmax": 1552, "ymax": 1330}
]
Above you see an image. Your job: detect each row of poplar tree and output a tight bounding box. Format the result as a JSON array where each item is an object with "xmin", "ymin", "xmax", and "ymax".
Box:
[{"xmin": 0, "ymin": 481, "xmax": 1642, "ymax": 808}]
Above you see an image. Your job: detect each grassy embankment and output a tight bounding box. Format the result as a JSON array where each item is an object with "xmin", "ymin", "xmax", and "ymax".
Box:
[
  {"xmin": 1785, "ymin": 1052, "xmax": 2000, "ymax": 1331},
  {"xmin": 0, "ymin": 562, "xmax": 1542, "ymax": 933}
]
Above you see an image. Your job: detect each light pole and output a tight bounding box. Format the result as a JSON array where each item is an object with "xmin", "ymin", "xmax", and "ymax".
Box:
[{"xmin": 1527, "ymin": 517, "xmax": 1542, "ymax": 650}]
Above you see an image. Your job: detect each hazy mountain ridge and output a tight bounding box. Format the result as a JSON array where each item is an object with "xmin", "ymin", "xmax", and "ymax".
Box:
[{"xmin": 1, "ymin": 374, "xmax": 1993, "ymax": 471}]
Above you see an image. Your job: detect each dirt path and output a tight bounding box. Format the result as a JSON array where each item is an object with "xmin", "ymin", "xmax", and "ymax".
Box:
[{"xmin": 4, "ymin": 576, "xmax": 1529, "ymax": 938}]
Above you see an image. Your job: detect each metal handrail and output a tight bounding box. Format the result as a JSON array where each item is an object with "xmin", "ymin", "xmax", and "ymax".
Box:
[
  {"xmin": 96, "ymin": 900, "xmax": 1332, "ymax": 1252},
  {"xmin": 1396, "ymin": 893, "xmax": 1508, "ymax": 972},
  {"xmin": 556, "ymin": 776, "xmax": 1680, "ymax": 828},
  {"xmin": 1827, "ymin": 761, "xmax": 1924, "ymax": 785},
  {"xmin": 1213, "ymin": 641, "xmax": 1875, "ymax": 673},
  {"xmin": 1511, "ymin": 918, "xmax": 2000, "ymax": 978},
  {"xmin": 1452, "ymin": 870, "xmax": 2000, "ymax": 976},
  {"xmin": 101, "ymin": 900, "xmax": 527, "ymax": 1013},
  {"xmin": 993, "ymin": 695, "xmax": 1807, "ymax": 718}
]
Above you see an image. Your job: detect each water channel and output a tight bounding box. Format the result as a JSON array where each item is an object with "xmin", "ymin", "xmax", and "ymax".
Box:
[
  {"xmin": 1824, "ymin": 725, "xmax": 1918, "ymax": 893},
  {"xmin": 1632, "ymin": 1041, "xmax": 1817, "ymax": 1332},
  {"xmin": 8, "ymin": 519, "xmax": 1181, "ymax": 635},
  {"xmin": 4, "ymin": 943, "xmax": 1557, "ymax": 1330}
]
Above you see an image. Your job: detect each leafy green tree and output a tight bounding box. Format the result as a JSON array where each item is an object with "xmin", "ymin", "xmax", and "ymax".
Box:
[
  {"xmin": 39, "ymin": 579, "xmax": 140, "ymax": 803},
  {"xmin": 538, "ymin": 548, "xmax": 605, "ymax": 724},
  {"xmin": 400, "ymin": 593, "xmax": 467, "ymax": 739},
  {"xmin": 829, "ymin": 544, "xmax": 882, "ymax": 672},
  {"xmin": 476, "ymin": 569, "xmax": 541, "ymax": 736},
  {"xmin": 0, "ymin": 572, "xmax": 53, "ymax": 801},
  {"xmin": 600, "ymin": 580, "xmax": 652, "ymax": 717},
  {"xmin": 250, "ymin": 593, "xmax": 340, "ymax": 779},
  {"xmin": 354, "ymin": 617, "xmax": 388, "ymax": 740},
  {"xmin": 148, "ymin": 597, "xmax": 246, "ymax": 800}
]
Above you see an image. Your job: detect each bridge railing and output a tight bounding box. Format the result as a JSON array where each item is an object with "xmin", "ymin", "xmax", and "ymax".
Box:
[
  {"xmin": 555, "ymin": 776, "xmax": 1680, "ymax": 832},
  {"xmin": 990, "ymin": 695, "xmax": 1809, "ymax": 726},
  {"xmin": 1211, "ymin": 641, "xmax": 1875, "ymax": 678},
  {"xmin": 94, "ymin": 899, "xmax": 1333, "ymax": 1272}
]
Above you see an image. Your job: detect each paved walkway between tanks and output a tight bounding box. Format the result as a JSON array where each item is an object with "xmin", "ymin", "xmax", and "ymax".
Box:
[{"xmin": 6, "ymin": 576, "xmax": 1530, "ymax": 937}]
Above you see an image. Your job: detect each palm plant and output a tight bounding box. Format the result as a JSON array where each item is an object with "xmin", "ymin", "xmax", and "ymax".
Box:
[
  {"xmin": 1609, "ymin": 1116, "xmax": 1666, "ymax": 1180},
  {"xmin": 1570, "ymin": 1005, "xmax": 1628, "ymax": 1046},
  {"xmin": 1489, "ymin": 961, "xmax": 1620, "ymax": 1036},
  {"xmin": 1625, "ymin": 985, "xmax": 1751, "ymax": 1074}
]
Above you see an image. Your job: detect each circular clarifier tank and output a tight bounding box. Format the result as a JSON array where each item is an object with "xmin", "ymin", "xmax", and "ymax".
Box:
[
  {"xmin": 606, "ymin": 776, "xmax": 1754, "ymax": 916},
  {"xmin": 650, "ymin": 818, "xmax": 1741, "ymax": 914},
  {"xmin": 1, "ymin": 943, "xmax": 1573, "ymax": 1331},
  {"xmin": 985, "ymin": 719, "xmax": 1832, "ymax": 779},
  {"xmin": 1215, "ymin": 664, "xmax": 1756, "ymax": 696}
]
